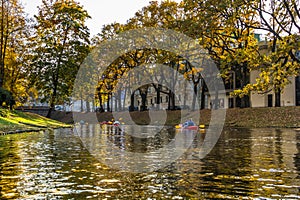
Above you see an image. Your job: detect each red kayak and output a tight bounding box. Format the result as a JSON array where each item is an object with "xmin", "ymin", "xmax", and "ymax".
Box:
[{"xmin": 183, "ymin": 126, "xmax": 198, "ymax": 130}]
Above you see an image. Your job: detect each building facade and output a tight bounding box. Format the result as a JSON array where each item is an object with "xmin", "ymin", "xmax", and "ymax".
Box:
[{"xmin": 250, "ymin": 73, "xmax": 300, "ymax": 107}]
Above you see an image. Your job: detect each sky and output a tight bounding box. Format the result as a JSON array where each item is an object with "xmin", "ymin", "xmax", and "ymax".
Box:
[{"xmin": 22, "ymin": 0, "xmax": 180, "ymax": 37}]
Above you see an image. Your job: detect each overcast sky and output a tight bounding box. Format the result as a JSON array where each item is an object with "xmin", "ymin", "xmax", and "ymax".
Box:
[{"xmin": 22, "ymin": 0, "xmax": 180, "ymax": 37}]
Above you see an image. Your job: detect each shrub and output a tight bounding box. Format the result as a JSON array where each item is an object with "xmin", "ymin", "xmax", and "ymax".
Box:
[
  {"xmin": 0, "ymin": 108, "xmax": 10, "ymax": 117},
  {"xmin": 0, "ymin": 87, "xmax": 15, "ymax": 109}
]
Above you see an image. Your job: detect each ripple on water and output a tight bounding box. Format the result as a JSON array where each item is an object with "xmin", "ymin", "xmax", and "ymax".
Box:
[{"xmin": 0, "ymin": 127, "xmax": 300, "ymax": 199}]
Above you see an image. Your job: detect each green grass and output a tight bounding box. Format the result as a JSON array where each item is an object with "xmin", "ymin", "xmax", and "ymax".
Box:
[{"xmin": 0, "ymin": 108, "xmax": 71, "ymax": 133}]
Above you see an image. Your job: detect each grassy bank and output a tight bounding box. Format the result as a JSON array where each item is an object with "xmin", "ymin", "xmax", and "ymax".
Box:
[
  {"xmin": 0, "ymin": 108, "xmax": 71, "ymax": 134},
  {"xmin": 51, "ymin": 106, "xmax": 300, "ymax": 128}
]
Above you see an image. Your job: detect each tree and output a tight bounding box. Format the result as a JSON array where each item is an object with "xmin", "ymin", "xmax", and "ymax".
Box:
[
  {"xmin": 0, "ymin": 87, "xmax": 14, "ymax": 108},
  {"xmin": 126, "ymin": 0, "xmax": 182, "ymax": 30},
  {"xmin": 183, "ymin": 0, "xmax": 261, "ymax": 108},
  {"xmin": 0, "ymin": 0, "xmax": 27, "ymax": 88},
  {"xmin": 92, "ymin": 1, "xmax": 207, "ymax": 111},
  {"xmin": 235, "ymin": 0, "xmax": 300, "ymax": 107},
  {"xmin": 31, "ymin": 0, "xmax": 90, "ymax": 117},
  {"xmin": 0, "ymin": 0, "xmax": 31, "ymax": 108},
  {"xmin": 4, "ymin": 45, "xmax": 31, "ymax": 107}
]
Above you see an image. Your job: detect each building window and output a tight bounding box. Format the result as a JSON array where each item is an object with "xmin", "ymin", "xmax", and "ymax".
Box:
[
  {"xmin": 228, "ymin": 98, "xmax": 234, "ymax": 108},
  {"xmin": 151, "ymin": 99, "xmax": 153, "ymax": 104},
  {"xmin": 160, "ymin": 96, "xmax": 163, "ymax": 103},
  {"xmin": 166, "ymin": 96, "xmax": 168, "ymax": 103},
  {"xmin": 154, "ymin": 97, "xmax": 157, "ymax": 103},
  {"xmin": 267, "ymin": 94, "xmax": 273, "ymax": 107},
  {"xmin": 296, "ymin": 76, "xmax": 300, "ymax": 106}
]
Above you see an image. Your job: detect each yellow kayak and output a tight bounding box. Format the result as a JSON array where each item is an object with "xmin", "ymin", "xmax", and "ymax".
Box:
[{"xmin": 175, "ymin": 124, "xmax": 182, "ymax": 129}]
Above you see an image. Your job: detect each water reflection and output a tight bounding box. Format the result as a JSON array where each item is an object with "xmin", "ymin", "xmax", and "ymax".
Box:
[
  {"xmin": 77, "ymin": 125, "xmax": 200, "ymax": 172},
  {"xmin": 0, "ymin": 126, "xmax": 299, "ymax": 199}
]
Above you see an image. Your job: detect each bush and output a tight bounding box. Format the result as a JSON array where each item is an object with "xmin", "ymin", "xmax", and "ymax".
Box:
[
  {"xmin": 0, "ymin": 87, "xmax": 15, "ymax": 109},
  {"xmin": 0, "ymin": 108, "xmax": 10, "ymax": 117}
]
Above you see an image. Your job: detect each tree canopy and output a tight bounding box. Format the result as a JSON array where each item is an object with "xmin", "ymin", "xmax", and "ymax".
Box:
[
  {"xmin": 30, "ymin": 0, "xmax": 90, "ymax": 116},
  {"xmin": 1, "ymin": 0, "xmax": 299, "ymax": 111}
]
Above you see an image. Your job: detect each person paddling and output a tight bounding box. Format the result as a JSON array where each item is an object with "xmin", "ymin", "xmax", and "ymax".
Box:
[{"xmin": 183, "ymin": 119, "xmax": 195, "ymax": 128}]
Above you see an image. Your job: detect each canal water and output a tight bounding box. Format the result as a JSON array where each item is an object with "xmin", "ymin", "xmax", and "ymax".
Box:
[{"xmin": 0, "ymin": 126, "xmax": 299, "ymax": 199}]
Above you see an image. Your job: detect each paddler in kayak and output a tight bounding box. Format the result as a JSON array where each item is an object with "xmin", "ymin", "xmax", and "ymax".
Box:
[{"xmin": 183, "ymin": 119, "xmax": 195, "ymax": 128}]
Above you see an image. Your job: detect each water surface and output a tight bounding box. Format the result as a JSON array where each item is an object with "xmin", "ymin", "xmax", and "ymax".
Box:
[{"xmin": 0, "ymin": 126, "xmax": 299, "ymax": 199}]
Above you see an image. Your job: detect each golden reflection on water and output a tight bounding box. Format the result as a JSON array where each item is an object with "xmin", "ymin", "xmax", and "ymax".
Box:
[{"xmin": 0, "ymin": 127, "xmax": 299, "ymax": 199}]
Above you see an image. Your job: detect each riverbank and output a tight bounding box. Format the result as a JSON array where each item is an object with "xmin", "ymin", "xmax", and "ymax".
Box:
[
  {"xmin": 0, "ymin": 108, "xmax": 71, "ymax": 135},
  {"xmin": 50, "ymin": 106, "xmax": 300, "ymax": 128}
]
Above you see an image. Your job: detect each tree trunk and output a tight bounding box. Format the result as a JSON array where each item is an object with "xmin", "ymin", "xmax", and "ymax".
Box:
[
  {"xmin": 114, "ymin": 94, "xmax": 117, "ymax": 112},
  {"xmin": 183, "ymin": 81, "xmax": 187, "ymax": 108},
  {"xmin": 140, "ymin": 90, "xmax": 147, "ymax": 111},
  {"xmin": 47, "ymin": 23, "xmax": 69, "ymax": 117},
  {"xmin": 46, "ymin": 106, "xmax": 54, "ymax": 118},
  {"xmin": 107, "ymin": 95, "xmax": 110, "ymax": 112},
  {"xmin": 47, "ymin": 97, "xmax": 55, "ymax": 118},
  {"xmin": 129, "ymin": 92, "xmax": 135, "ymax": 112},
  {"xmin": 86, "ymin": 100, "xmax": 90, "ymax": 112},
  {"xmin": 92, "ymin": 99, "xmax": 95, "ymax": 112},
  {"xmin": 213, "ymin": 83, "xmax": 219, "ymax": 110},
  {"xmin": 98, "ymin": 93, "xmax": 104, "ymax": 112},
  {"xmin": 80, "ymin": 98, "xmax": 83, "ymax": 112},
  {"xmin": 200, "ymin": 83, "xmax": 206, "ymax": 110},
  {"xmin": 111, "ymin": 94, "xmax": 113, "ymax": 112},
  {"xmin": 0, "ymin": 62, "xmax": 3, "ymax": 87},
  {"xmin": 191, "ymin": 83, "xmax": 198, "ymax": 111},
  {"xmin": 47, "ymin": 85, "xmax": 57, "ymax": 118},
  {"xmin": 240, "ymin": 64, "xmax": 250, "ymax": 108},
  {"xmin": 118, "ymin": 90, "xmax": 122, "ymax": 111},
  {"xmin": 156, "ymin": 85, "xmax": 161, "ymax": 110},
  {"xmin": 171, "ymin": 91, "xmax": 175, "ymax": 110},
  {"xmin": 167, "ymin": 90, "xmax": 175, "ymax": 110},
  {"xmin": 122, "ymin": 87, "xmax": 127, "ymax": 111},
  {"xmin": 275, "ymin": 89, "xmax": 281, "ymax": 107}
]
